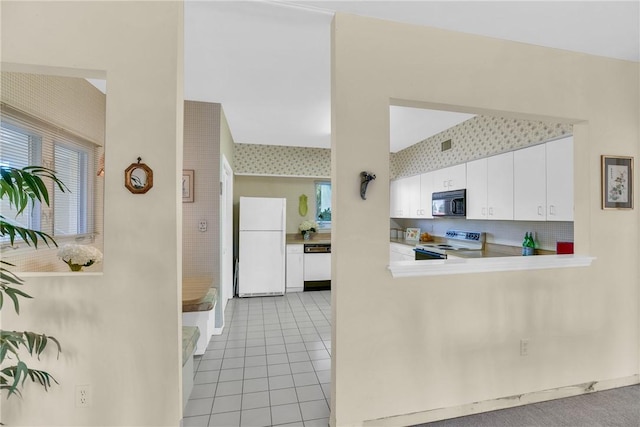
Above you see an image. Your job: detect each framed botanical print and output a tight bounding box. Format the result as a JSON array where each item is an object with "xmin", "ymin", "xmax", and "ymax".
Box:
[{"xmin": 601, "ymin": 155, "xmax": 633, "ymax": 210}]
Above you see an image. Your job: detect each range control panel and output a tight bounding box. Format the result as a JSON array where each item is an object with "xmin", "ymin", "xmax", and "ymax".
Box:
[{"xmin": 445, "ymin": 230, "xmax": 484, "ymax": 242}]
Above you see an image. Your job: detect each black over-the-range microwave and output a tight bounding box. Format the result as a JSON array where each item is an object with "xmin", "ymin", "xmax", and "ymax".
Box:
[{"xmin": 432, "ymin": 189, "xmax": 466, "ymax": 217}]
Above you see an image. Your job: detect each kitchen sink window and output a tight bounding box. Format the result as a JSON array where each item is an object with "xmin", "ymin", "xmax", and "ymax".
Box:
[{"xmin": 315, "ymin": 180, "xmax": 331, "ymax": 229}]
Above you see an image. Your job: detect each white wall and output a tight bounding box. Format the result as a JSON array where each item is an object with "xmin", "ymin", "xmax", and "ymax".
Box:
[
  {"xmin": 331, "ymin": 13, "xmax": 639, "ymax": 426},
  {"xmin": 1, "ymin": 2, "xmax": 184, "ymax": 425}
]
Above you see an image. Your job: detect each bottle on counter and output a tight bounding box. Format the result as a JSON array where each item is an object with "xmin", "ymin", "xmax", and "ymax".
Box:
[
  {"xmin": 522, "ymin": 232, "xmax": 534, "ymax": 256},
  {"xmin": 529, "ymin": 232, "xmax": 537, "ymax": 254}
]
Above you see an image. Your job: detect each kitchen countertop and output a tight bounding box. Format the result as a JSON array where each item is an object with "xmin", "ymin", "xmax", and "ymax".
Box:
[
  {"xmin": 390, "ymin": 238, "xmax": 555, "ymax": 257},
  {"xmin": 287, "ymin": 233, "xmax": 331, "ymax": 245}
]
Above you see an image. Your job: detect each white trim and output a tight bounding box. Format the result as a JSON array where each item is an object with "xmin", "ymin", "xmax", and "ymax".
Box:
[
  {"xmin": 363, "ymin": 375, "xmax": 639, "ymax": 426},
  {"xmin": 388, "ymin": 255, "xmax": 595, "ymax": 278},
  {"xmin": 18, "ymin": 272, "xmax": 102, "ymax": 278}
]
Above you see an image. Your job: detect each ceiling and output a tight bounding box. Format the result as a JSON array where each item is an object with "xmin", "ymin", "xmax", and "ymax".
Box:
[{"xmin": 183, "ymin": 1, "xmax": 639, "ymax": 152}]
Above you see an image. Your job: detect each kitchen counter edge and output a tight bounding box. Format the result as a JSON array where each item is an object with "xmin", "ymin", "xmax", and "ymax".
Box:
[
  {"xmin": 287, "ymin": 233, "xmax": 331, "ymax": 245},
  {"xmin": 388, "ymin": 254, "xmax": 595, "ymax": 277}
]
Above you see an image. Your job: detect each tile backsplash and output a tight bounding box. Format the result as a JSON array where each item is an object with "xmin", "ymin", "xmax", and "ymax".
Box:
[{"xmin": 394, "ymin": 218, "xmax": 573, "ymax": 251}]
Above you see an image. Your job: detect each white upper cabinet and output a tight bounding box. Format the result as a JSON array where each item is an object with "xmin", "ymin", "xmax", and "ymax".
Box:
[
  {"xmin": 514, "ymin": 144, "xmax": 547, "ymax": 220},
  {"xmin": 390, "ymin": 178, "xmax": 404, "ymax": 217},
  {"xmin": 513, "ymin": 136, "xmax": 574, "ymax": 221},
  {"xmin": 546, "ymin": 136, "xmax": 573, "ymax": 221},
  {"xmin": 390, "ymin": 173, "xmax": 432, "ymax": 218},
  {"xmin": 466, "ymin": 157, "xmax": 489, "ymax": 219},
  {"xmin": 391, "ymin": 136, "xmax": 573, "ymax": 222},
  {"xmin": 432, "ymin": 163, "xmax": 466, "ymax": 192},
  {"xmin": 466, "ymin": 152, "xmax": 513, "ymax": 220},
  {"xmin": 419, "ymin": 172, "xmax": 434, "ymax": 219},
  {"xmin": 487, "ymin": 152, "xmax": 514, "ymax": 220}
]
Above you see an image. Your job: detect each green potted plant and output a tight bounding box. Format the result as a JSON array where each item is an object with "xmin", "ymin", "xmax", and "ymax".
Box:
[{"xmin": 0, "ymin": 166, "xmax": 67, "ymax": 398}]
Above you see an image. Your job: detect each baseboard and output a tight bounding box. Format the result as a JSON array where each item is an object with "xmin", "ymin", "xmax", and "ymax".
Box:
[{"xmin": 363, "ymin": 375, "xmax": 640, "ymax": 426}]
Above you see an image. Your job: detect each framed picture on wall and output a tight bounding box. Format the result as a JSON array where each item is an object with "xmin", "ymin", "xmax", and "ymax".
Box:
[
  {"xmin": 601, "ymin": 155, "xmax": 633, "ymax": 210},
  {"xmin": 182, "ymin": 170, "xmax": 194, "ymax": 203}
]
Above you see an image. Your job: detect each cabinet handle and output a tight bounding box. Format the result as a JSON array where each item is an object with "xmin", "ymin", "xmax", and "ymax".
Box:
[
  {"xmin": 443, "ymin": 180, "xmax": 447, "ymax": 188},
  {"xmin": 488, "ymin": 207, "xmax": 494, "ymax": 216},
  {"xmin": 448, "ymin": 179, "xmax": 453, "ymax": 187},
  {"xmin": 549, "ymin": 205, "xmax": 556, "ymax": 216},
  {"xmin": 538, "ymin": 206, "xmax": 543, "ymax": 216},
  {"xmin": 481, "ymin": 207, "xmax": 486, "ymax": 216}
]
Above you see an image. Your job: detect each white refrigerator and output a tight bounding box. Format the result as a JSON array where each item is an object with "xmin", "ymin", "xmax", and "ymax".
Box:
[{"xmin": 238, "ymin": 197, "xmax": 286, "ymax": 297}]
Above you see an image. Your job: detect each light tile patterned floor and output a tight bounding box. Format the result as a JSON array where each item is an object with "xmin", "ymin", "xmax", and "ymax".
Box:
[{"xmin": 184, "ymin": 291, "xmax": 331, "ymax": 427}]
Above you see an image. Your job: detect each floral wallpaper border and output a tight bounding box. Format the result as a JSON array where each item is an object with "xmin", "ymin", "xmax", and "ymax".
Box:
[
  {"xmin": 232, "ymin": 115, "xmax": 572, "ymax": 179},
  {"xmin": 391, "ymin": 115, "xmax": 572, "ymax": 179},
  {"xmin": 234, "ymin": 143, "xmax": 330, "ymax": 177}
]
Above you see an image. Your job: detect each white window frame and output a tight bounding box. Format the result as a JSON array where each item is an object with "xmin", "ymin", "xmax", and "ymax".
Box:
[
  {"xmin": 53, "ymin": 141, "xmax": 93, "ymax": 236},
  {"xmin": 315, "ymin": 180, "xmax": 332, "ymax": 230}
]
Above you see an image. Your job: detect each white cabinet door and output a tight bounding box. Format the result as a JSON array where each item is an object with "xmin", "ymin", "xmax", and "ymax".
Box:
[
  {"xmin": 546, "ymin": 136, "xmax": 573, "ymax": 221},
  {"xmin": 487, "ymin": 152, "xmax": 514, "ymax": 220},
  {"xmin": 466, "ymin": 153, "xmax": 513, "ymax": 220},
  {"xmin": 286, "ymin": 245, "xmax": 304, "ymax": 292},
  {"xmin": 404, "ymin": 175, "xmax": 422, "ymax": 218},
  {"xmin": 390, "ymin": 175, "xmax": 427, "ymax": 218},
  {"xmin": 390, "ymin": 179, "xmax": 404, "ymax": 217},
  {"xmin": 419, "ymin": 172, "xmax": 434, "ymax": 218},
  {"xmin": 466, "ymin": 158, "xmax": 488, "ymax": 219},
  {"xmin": 433, "ymin": 164, "xmax": 466, "ymax": 191},
  {"xmin": 514, "ymin": 144, "xmax": 546, "ymax": 220}
]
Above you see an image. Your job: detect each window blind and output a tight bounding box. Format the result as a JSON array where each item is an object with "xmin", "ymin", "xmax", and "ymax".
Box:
[
  {"xmin": 0, "ymin": 121, "xmax": 42, "ymax": 230},
  {"xmin": 0, "ymin": 105, "xmax": 97, "ymax": 239}
]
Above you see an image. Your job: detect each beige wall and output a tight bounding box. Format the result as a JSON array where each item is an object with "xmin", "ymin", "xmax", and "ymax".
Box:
[
  {"xmin": 183, "ymin": 101, "xmax": 220, "ymax": 278},
  {"xmin": 1, "ymin": 2, "xmax": 184, "ymax": 426},
  {"xmin": 331, "ymin": 13, "xmax": 638, "ymax": 426},
  {"xmin": 234, "ymin": 175, "xmax": 321, "ymax": 235}
]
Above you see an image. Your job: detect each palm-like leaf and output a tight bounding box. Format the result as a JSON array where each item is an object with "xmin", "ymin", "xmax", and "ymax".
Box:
[
  {"xmin": 0, "ymin": 166, "xmax": 65, "ymax": 398},
  {"xmin": 0, "ymin": 166, "xmax": 68, "ymax": 216}
]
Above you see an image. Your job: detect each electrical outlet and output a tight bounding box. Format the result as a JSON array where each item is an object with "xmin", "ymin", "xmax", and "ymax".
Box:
[
  {"xmin": 76, "ymin": 384, "xmax": 91, "ymax": 408},
  {"xmin": 520, "ymin": 339, "xmax": 530, "ymax": 356},
  {"xmin": 198, "ymin": 220, "xmax": 207, "ymax": 232}
]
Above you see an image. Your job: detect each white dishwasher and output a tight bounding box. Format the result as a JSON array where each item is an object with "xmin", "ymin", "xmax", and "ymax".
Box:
[{"xmin": 303, "ymin": 243, "xmax": 331, "ymax": 291}]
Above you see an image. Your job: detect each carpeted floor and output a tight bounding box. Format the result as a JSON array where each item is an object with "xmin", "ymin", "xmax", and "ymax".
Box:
[{"xmin": 422, "ymin": 385, "xmax": 640, "ymax": 427}]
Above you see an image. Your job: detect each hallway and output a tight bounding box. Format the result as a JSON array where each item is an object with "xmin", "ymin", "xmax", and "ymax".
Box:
[{"xmin": 184, "ymin": 291, "xmax": 331, "ymax": 426}]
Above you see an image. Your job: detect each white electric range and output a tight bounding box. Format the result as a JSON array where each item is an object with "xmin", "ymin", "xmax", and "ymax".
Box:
[{"xmin": 414, "ymin": 229, "xmax": 485, "ymax": 260}]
